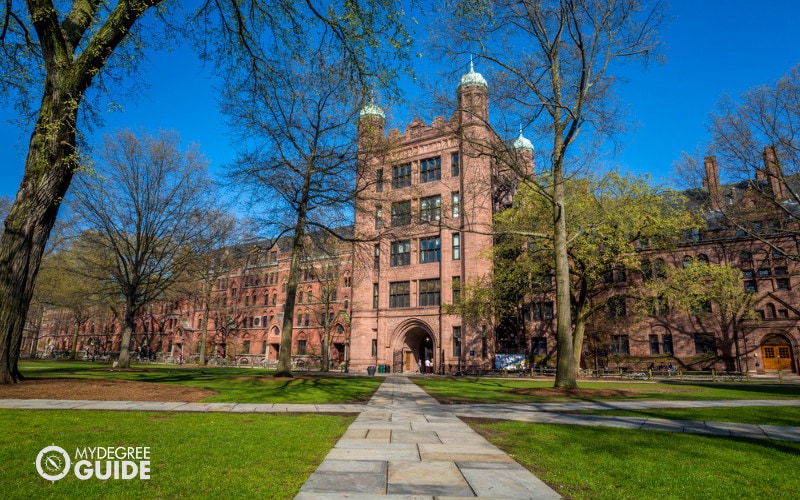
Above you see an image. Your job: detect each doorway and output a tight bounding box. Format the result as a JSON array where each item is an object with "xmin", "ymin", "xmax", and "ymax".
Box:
[{"xmin": 760, "ymin": 335, "xmax": 795, "ymax": 372}]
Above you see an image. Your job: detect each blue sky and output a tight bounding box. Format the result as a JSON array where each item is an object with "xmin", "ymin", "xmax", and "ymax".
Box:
[{"xmin": 2, "ymin": 0, "xmax": 800, "ymax": 200}]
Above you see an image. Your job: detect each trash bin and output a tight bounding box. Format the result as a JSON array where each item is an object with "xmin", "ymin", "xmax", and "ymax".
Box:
[
  {"xmin": 383, "ymin": 364, "xmax": 390, "ymax": 374},
  {"xmin": 367, "ymin": 366, "xmax": 376, "ymax": 376},
  {"xmin": 377, "ymin": 364, "xmax": 384, "ymax": 374}
]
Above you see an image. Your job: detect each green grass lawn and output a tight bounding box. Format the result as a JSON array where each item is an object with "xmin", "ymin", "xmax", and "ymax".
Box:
[
  {"xmin": 576, "ymin": 406, "xmax": 800, "ymax": 427},
  {"xmin": 413, "ymin": 376, "xmax": 800, "ymax": 404},
  {"xmin": 466, "ymin": 418, "xmax": 800, "ymax": 500},
  {"xmin": 0, "ymin": 409, "xmax": 354, "ymax": 499},
  {"xmin": 17, "ymin": 361, "xmax": 383, "ymax": 403}
]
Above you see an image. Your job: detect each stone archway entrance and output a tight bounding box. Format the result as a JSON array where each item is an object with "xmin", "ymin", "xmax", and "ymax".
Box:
[
  {"xmin": 760, "ymin": 334, "xmax": 795, "ymax": 372},
  {"xmin": 394, "ymin": 324, "xmax": 436, "ymax": 374}
]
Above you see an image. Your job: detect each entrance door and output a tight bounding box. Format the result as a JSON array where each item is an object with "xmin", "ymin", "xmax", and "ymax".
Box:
[
  {"xmin": 762, "ymin": 345, "xmax": 793, "ymax": 371},
  {"xmin": 404, "ymin": 351, "xmax": 413, "ymax": 373}
]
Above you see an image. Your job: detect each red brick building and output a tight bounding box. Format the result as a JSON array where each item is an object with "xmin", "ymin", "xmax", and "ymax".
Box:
[{"xmin": 25, "ymin": 65, "xmax": 799, "ymax": 375}]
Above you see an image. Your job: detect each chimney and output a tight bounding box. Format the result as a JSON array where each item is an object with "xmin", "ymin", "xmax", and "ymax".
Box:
[
  {"xmin": 763, "ymin": 146, "xmax": 786, "ymax": 200},
  {"xmin": 703, "ymin": 156, "xmax": 723, "ymax": 211}
]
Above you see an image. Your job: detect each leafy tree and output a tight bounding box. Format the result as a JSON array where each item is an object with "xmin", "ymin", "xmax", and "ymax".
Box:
[
  {"xmin": 0, "ymin": 0, "xmax": 409, "ymax": 383},
  {"xmin": 645, "ymin": 261, "xmax": 759, "ymax": 372},
  {"xmin": 71, "ymin": 129, "xmax": 217, "ymax": 368},
  {"xmin": 441, "ymin": 0, "xmax": 665, "ymax": 388},
  {"xmin": 482, "ymin": 171, "xmax": 700, "ymax": 378}
]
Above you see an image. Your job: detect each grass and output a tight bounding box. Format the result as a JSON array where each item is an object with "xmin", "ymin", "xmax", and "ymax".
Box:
[
  {"xmin": 466, "ymin": 418, "xmax": 800, "ymax": 500},
  {"xmin": 413, "ymin": 376, "xmax": 800, "ymax": 404},
  {"xmin": 576, "ymin": 406, "xmax": 800, "ymax": 427},
  {"xmin": 17, "ymin": 360, "xmax": 383, "ymax": 403},
  {"xmin": 0, "ymin": 409, "xmax": 354, "ymax": 499}
]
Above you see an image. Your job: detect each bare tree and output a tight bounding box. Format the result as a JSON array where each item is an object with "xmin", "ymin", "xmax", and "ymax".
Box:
[
  {"xmin": 0, "ymin": 0, "xmax": 409, "ymax": 382},
  {"xmin": 440, "ymin": 0, "xmax": 665, "ymax": 388},
  {"xmin": 180, "ymin": 211, "xmax": 241, "ymax": 365},
  {"xmin": 71, "ymin": 129, "xmax": 217, "ymax": 368},
  {"xmin": 708, "ymin": 64, "xmax": 800, "ymax": 254},
  {"xmin": 224, "ymin": 40, "xmax": 371, "ymax": 377}
]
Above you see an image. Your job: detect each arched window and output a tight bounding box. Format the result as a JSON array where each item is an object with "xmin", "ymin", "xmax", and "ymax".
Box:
[
  {"xmin": 739, "ymin": 250, "xmax": 752, "ymax": 264},
  {"xmin": 307, "ymin": 288, "xmax": 313, "ymax": 303},
  {"xmin": 682, "ymin": 255, "xmax": 693, "ymax": 268},
  {"xmin": 765, "ymin": 303, "xmax": 777, "ymax": 319},
  {"xmin": 336, "ymin": 324, "xmax": 345, "ymax": 335},
  {"xmin": 271, "ymin": 326, "xmax": 280, "ymax": 336},
  {"xmin": 697, "ymin": 254, "xmax": 709, "ymax": 264},
  {"xmin": 344, "ymin": 299, "xmax": 349, "ymax": 311}
]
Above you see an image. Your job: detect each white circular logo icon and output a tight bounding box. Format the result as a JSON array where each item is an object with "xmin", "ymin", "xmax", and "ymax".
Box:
[{"xmin": 36, "ymin": 445, "xmax": 71, "ymax": 481}]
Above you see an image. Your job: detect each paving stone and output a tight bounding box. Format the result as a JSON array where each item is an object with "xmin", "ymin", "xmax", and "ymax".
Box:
[
  {"xmin": 461, "ymin": 463, "xmax": 562, "ymax": 499},
  {"xmin": 388, "ymin": 461, "xmax": 471, "ymax": 495},
  {"xmin": 391, "ymin": 430, "xmax": 441, "ymax": 444}
]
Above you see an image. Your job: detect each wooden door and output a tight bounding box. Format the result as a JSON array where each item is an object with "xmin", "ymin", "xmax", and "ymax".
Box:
[
  {"xmin": 762, "ymin": 345, "xmax": 793, "ymax": 371},
  {"xmin": 404, "ymin": 351, "xmax": 413, "ymax": 373}
]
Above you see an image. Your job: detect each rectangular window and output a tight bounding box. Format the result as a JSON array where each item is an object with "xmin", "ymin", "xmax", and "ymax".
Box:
[
  {"xmin": 392, "ymin": 163, "xmax": 411, "ymax": 189},
  {"xmin": 758, "ymin": 268, "xmax": 771, "ymax": 277},
  {"xmin": 420, "ymin": 195, "xmax": 442, "ymax": 222},
  {"xmin": 608, "ymin": 296, "xmax": 627, "ymax": 317},
  {"xmin": 649, "ymin": 334, "xmax": 660, "ymax": 355},
  {"xmin": 391, "ymin": 200, "xmax": 412, "ymax": 226},
  {"xmin": 371, "ymin": 339, "xmax": 378, "ymax": 356},
  {"xmin": 262, "ymin": 340, "xmax": 268, "ymax": 355},
  {"xmin": 744, "ymin": 280, "xmax": 757, "ymax": 293},
  {"xmin": 451, "ymin": 152, "xmax": 460, "ymax": 177},
  {"xmin": 242, "ymin": 340, "xmax": 251, "ymax": 353},
  {"xmin": 372, "ymin": 283, "xmax": 379, "ymax": 309},
  {"xmin": 452, "ymin": 232, "xmax": 461, "ymax": 260},
  {"xmin": 390, "ymin": 240, "xmax": 411, "ymax": 266},
  {"xmin": 452, "ymin": 276, "xmax": 461, "ymax": 305},
  {"xmin": 452, "ymin": 191, "xmax": 460, "ymax": 218},
  {"xmin": 776, "ymin": 278, "xmax": 791, "ymax": 290},
  {"xmin": 610, "ymin": 335, "xmax": 630, "ymax": 355},
  {"xmin": 418, "ymin": 278, "xmax": 441, "ymax": 307},
  {"xmin": 297, "ymin": 340, "xmax": 307, "ymax": 356},
  {"xmin": 662, "ymin": 334, "xmax": 673, "ymax": 354},
  {"xmin": 531, "ymin": 337, "xmax": 547, "ymax": 355},
  {"xmin": 389, "ymin": 281, "xmax": 411, "ymax": 308},
  {"xmin": 420, "ymin": 156, "xmax": 441, "ymax": 183},
  {"xmin": 694, "ymin": 334, "xmax": 717, "ymax": 355},
  {"xmin": 376, "ymin": 168, "xmax": 383, "ymax": 192},
  {"xmin": 774, "ymin": 266, "xmax": 788, "ymax": 276},
  {"xmin": 374, "ymin": 244, "xmax": 380, "ymax": 270},
  {"xmin": 532, "ymin": 302, "xmax": 554, "ymax": 321},
  {"xmin": 453, "ymin": 326, "xmax": 462, "ymax": 357},
  {"xmin": 419, "ymin": 236, "xmax": 441, "ymax": 263},
  {"xmin": 375, "ymin": 205, "xmax": 383, "ymax": 229}
]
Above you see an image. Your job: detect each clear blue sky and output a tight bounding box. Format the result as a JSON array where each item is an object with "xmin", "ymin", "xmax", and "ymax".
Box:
[{"xmin": 2, "ymin": 0, "xmax": 799, "ymax": 200}]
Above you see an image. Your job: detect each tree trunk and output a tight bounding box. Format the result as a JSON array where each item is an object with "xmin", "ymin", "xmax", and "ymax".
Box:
[
  {"xmin": 117, "ymin": 306, "xmax": 136, "ymax": 368},
  {"xmin": 200, "ymin": 305, "xmax": 210, "ymax": 366},
  {"xmin": 275, "ymin": 240, "xmax": 301, "ymax": 377},
  {"xmin": 0, "ymin": 95, "xmax": 78, "ymax": 383}
]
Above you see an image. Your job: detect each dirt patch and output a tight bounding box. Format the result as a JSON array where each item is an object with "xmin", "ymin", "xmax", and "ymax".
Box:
[
  {"xmin": 508, "ymin": 387, "xmax": 639, "ymax": 398},
  {"xmin": 0, "ymin": 378, "xmax": 217, "ymax": 402}
]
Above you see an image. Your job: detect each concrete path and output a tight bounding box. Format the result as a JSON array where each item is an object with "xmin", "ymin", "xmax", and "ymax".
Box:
[{"xmin": 295, "ymin": 375, "xmax": 561, "ymax": 499}]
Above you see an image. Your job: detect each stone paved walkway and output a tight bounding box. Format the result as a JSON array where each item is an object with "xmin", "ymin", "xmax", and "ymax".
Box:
[
  {"xmin": 3, "ymin": 375, "xmax": 800, "ymax": 498},
  {"xmin": 295, "ymin": 376, "xmax": 561, "ymax": 499}
]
